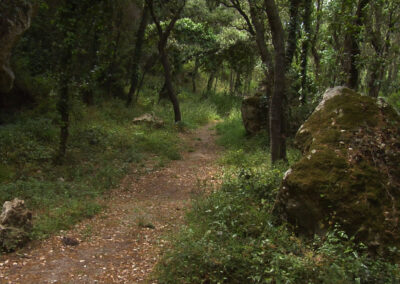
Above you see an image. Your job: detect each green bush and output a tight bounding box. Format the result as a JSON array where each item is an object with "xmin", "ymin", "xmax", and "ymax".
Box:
[
  {"xmin": 156, "ymin": 166, "xmax": 400, "ymax": 283},
  {"xmin": 206, "ymin": 91, "xmax": 242, "ymax": 117}
]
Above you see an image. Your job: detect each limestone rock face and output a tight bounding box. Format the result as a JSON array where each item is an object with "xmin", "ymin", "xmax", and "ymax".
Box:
[
  {"xmin": 0, "ymin": 198, "xmax": 32, "ymax": 252},
  {"xmin": 0, "ymin": 1, "xmax": 35, "ymax": 93},
  {"xmin": 241, "ymin": 95, "xmax": 268, "ymax": 135},
  {"xmin": 275, "ymin": 87, "xmax": 400, "ymax": 256}
]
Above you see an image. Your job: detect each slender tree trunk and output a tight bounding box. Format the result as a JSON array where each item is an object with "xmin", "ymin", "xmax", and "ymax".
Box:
[
  {"xmin": 135, "ymin": 70, "xmax": 146, "ymax": 102},
  {"xmin": 345, "ymin": 0, "xmax": 370, "ymax": 90},
  {"xmin": 246, "ymin": 71, "xmax": 252, "ymax": 94},
  {"xmin": 159, "ymin": 46, "xmax": 181, "ymax": 122},
  {"xmin": 127, "ymin": 4, "xmax": 149, "ymax": 106},
  {"xmin": 286, "ymin": 0, "xmax": 301, "ymax": 67},
  {"xmin": 192, "ymin": 58, "xmax": 199, "ymax": 93},
  {"xmin": 311, "ymin": 0, "xmax": 323, "ymax": 82},
  {"xmin": 248, "ymin": 0, "xmax": 273, "ymax": 96},
  {"xmin": 158, "ymin": 81, "xmax": 168, "ymax": 103},
  {"xmin": 108, "ymin": 11, "xmax": 122, "ymax": 98},
  {"xmin": 229, "ymin": 69, "xmax": 234, "ymax": 94},
  {"xmin": 264, "ymin": 0, "xmax": 287, "ymax": 163},
  {"xmin": 368, "ymin": 63, "xmax": 384, "ymax": 98},
  {"xmin": 206, "ymin": 70, "xmax": 215, "ymax": 94},
  {"xmin": 367, "ymin": 5, "xmax": 393, "ymax": 97},
  {"xmin": 83, "ymin": 22, "xmax": 99, "ymax": 106},
  {"xmin": 57, "ymin": 76, "xmax": 69, "ymax": 163},
  {"xmin": 136, "ymin": 53, "xmax": 158, "ymax": 102},
  {"xmin": 55, "ymin": 2, "xmax": 77, "ymax": 164},
  {"xmin": 147, "ymin": 0, "xmax": 184, "ymax": 122},
  {"xmin": 214, "ymin": 76, "xmax": 218, "ymax": 93},
  {"xmin": 300, "ymin": 0, "xmax": 312, "ymax": 103},
  {"xmin": 234, "ymin": 71, "xmax": 242, "ymax": 95}
]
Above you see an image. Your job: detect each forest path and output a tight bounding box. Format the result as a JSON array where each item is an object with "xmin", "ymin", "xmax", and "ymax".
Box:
[{"xmin": 0, "ymin": 123, "xmax": 222, "ymax": 283}]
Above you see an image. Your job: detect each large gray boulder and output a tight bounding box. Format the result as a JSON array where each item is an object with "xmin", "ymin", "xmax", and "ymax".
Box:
[
  {"xmin": 0, "ymin": 1, "xmax": 35, "ymax": 93},
  {"xmin": 274, "ymin": 87, "xmax": 400, "ymax": 257},
  {"xmin": 0, "ymin": 198, "xmax": 32, "ymax": 252}
]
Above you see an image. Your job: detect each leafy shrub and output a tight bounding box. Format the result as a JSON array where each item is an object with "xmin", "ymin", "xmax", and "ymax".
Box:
[
  {"xmin": 206, "ymin": 91, "xmax": 242, "ymax": 116},
  {"xmin": 0, "ymin": 118, "xmax": 57, "ymax": 164},
  {"xmin": 386, "ymin": 92, "xmax": 400, "ymax": 113},
  {"xmin": 215, "ymin": 109, "xmax": 248, "ymax": 150},
  {"xmin": 156, "ymin": 167, "xmax": 400, "ymax": 283},
  {"xmin": 74, "ymin": 125, "xmax": 110, "ymax": 146}
]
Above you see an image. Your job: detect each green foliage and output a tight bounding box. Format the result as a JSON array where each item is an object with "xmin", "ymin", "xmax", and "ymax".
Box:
[
  {"xmin": 156, "ymin": 106, "xmax": 399, "ymax": 283},
  {"xmin": 205, "ymin": 91, "xmax": 242, "ymax": 116},
  {"xmin": 0, "ymin": 96, "xmax": 188, "ymax": 238},
  {"xmin": 386, "ymin": 91, "xmax": 400, "ymax": 113},
  {"xmin": 154, "ymin": 90, "xmax": 223, "ymax": 129},
  {"xmin": 156, "ymin": 158, "xmax": 400, "ymax": 284},
  {"xmin": 0, "ymin": 82, "xmax": 232, "ymax": 238},
  {"xmin": 215, "ymin": 108, "xmax": 276, "ymax": 168}
]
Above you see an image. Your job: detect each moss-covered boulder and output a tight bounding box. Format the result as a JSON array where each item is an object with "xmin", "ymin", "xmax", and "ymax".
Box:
[
  {"xmin": 275, "ymin": 87, "xmax": 400, "ymax": 256},
  {"xmin": 241, "ymin": 94, "xmax": 268, "ymax": 135}
]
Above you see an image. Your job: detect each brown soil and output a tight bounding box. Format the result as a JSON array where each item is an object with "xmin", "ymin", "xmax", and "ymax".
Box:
[{"xmin": 0, "ymin": 123, "xmax": 222, "ymax": 283}]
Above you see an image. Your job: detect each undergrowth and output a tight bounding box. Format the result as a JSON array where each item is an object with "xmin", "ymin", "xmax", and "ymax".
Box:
[
  {"xmin": 0, "ymin": 89, "xmax": 222, "ymax": 240},
  {"xmin": 155, "ymin": 104, "xmax": 400, "ymax": 283}
]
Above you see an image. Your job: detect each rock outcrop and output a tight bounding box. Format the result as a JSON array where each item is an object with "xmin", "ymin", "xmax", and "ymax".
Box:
[
  {"xmin": 0, "ymin": 198, "xmax": 32, "ymax": 252},
  {"xmin": 0, "ymin": 1, "xmax": 35, "ymax": 93},
  {"xmin": 241, "ymin": 94, "xmax": 268, "ymax": 135},
  {"xmin": 274, "ymin": 87, "xmax": 400, "ymax": 256},
  {"xmin": 133, "ymin": 113, "xmax": 164, "ymax": 128}
]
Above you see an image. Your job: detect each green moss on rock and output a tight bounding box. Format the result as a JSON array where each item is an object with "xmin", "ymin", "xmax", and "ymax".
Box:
[{"xmin": 275, "ymin": 87, "xmax": 400, "ymax": 258}]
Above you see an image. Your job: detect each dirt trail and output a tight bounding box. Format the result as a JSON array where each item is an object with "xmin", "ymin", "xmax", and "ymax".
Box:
[{"xmin": 0, "ymin": 123, "xmax": 222, "ymax": 283}]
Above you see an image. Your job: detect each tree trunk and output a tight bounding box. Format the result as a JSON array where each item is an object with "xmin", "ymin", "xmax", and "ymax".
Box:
[
  {"xmin": 234, "ymin": 71, "xmax": 242, "ymax": 95},
  {"xmin": 192, "ymin": 58, "xmax": 199, "ymax": 93},
  {"xmin": 127, "ymin": 4, "xmax": 149, "ymax": 106},
  {"xmin": 229, "ymin": 69, "xmax": 234, "ymax": 94},
  {"xmin": 135, "ymin": 70, "xmax": 146, "ymax": 102},
  {"xmin": 264, "ymin": 0, "xmax": 287, "ymax": 163},
  {"xmin": 107, "ymin": 10, "xmax": 122, "ymax": 98},
  {"xmin": 214, "ymin": 75, "xmax": 218, "ymax": 93},
  {"xmin": 206, "ymin": 70, "xmax": 215, "ymax": 95},
  {"xmin": 311, "ymin": 0, "xmax": 323, "ymax": 82},
  {"xmin": 248, "ymin": 0, "xmax": 273, "ymax": 96},
  {"xmin": 300, "ymin": 0, "xmax": 312, "ymax": 103},
  {"xmin": 159, "ymin": 46, "xmax": 181, "ymax": 122},
  {"xmin": 345, "ymin": 0, "xmax": 370, "ymax": 90},
  {"xmin": 158, "ymin": 81, "xmax": 168, "ymax": 103},
  {"xmin": 56, "ymin": 63, "xmax": 70, "ymax": 164},
  {"xmin": 83, "ymin": 21, "xmax": 100, "ymax": 106},
  {"xmin": 286, "ymin": 0, "xmax": 301, "ymax": 67},
  {"xmin": 367, "ymin": 4, "xmax": 393, "ymax": 97},
  {"xmin": 136, "ymin": 53, "xmax": 158, "ymax": 102},
  {"xmin": 147, "ymin": 0, "xmax": 184, "ymax": 122}
]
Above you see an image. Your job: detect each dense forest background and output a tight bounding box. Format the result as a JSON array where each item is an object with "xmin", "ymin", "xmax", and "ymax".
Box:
[
  {"xmin": 1, "ymin": 0, "xmax": 400, "ymax": 282},
  {"xmin": 2, "ymin": 0, "xmax": 400, "ymax": 136}
]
